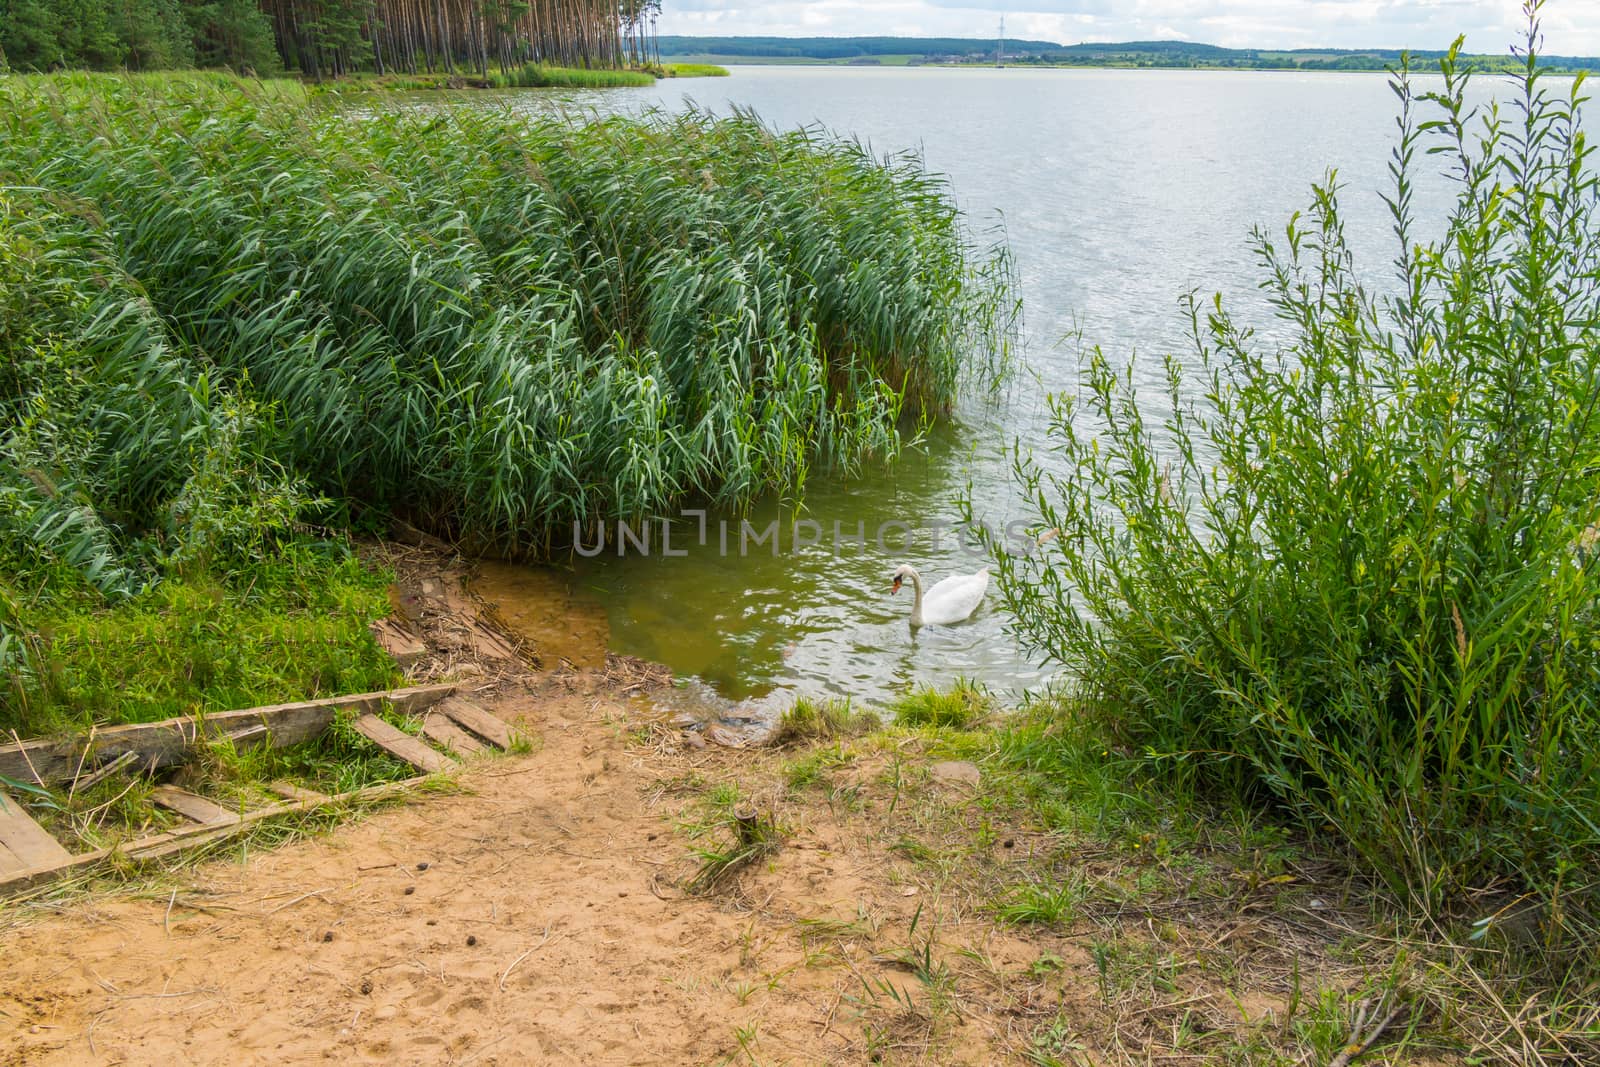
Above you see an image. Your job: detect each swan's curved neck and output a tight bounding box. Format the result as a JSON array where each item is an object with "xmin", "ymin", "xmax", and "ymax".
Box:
[{"xmin": 906, "ymin": 569, "xmax": 925, "ymax": 626}]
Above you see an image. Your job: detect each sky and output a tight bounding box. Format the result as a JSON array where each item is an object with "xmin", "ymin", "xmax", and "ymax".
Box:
[{"xmin": 655, "ymin": 1, "xmax": 1600, "ymax": 55}]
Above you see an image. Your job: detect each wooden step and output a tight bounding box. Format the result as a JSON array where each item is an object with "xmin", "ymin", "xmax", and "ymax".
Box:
[
  {"xmin": 2, "ymin": 776, "xmax": 429, "ymax": 898},
  {"xmin": 0, "ymin": 793, "xmax": 73, "ymax": 875},
  {"xmin": 419, "ymin": 712, "xmax": 486, "ymax": 756},
  {"xmin": 438, "ymin": 698, "xmax": 519, "ymax": 751},
  {"xmin": 265, "ymin": 781, "xmax": 330, "ymax": 805},
  {"xmin": 350, "ymin": 715, "xmax": 456, "ymax": 775},
  {"xmin": 0, "ymin": 683, "xmax": 458, "ymax": 787},
  {"xmin": 150, "ymin": 786, "xmax": 239, "ymax": 827}
]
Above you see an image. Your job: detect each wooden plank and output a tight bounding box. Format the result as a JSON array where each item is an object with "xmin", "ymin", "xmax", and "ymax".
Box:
[
  {"xmin": 372, "ymin": 618, "xmax": 428, "ymax": 669},
  {"xmin": 150, "ymin": 786, "xmax": 239, "ymax": 827},
  {"xmin": 350, "ymin": 715, "xmax": 456, "ymax": 775},
  {"xmin": 420, "ymin": 712, "xmax": 486, "ymax": 756},
  {"xmin": 0, "ymin": 776, "xmax": 429, "ymax": 898},
  {"xmin": 265, "ymin": 781, "xmax": 329, "ymax": 805},
  {"xmin": 0, "ymin": 684, "xmax": 456, "ymax": 786},
  {"xmin": 439, "ymin": 698, "xmax": 520, "ymax": 751},
  {"xmin": 0, "ymin": 793, "xmax": 73, "ymax": 873}
]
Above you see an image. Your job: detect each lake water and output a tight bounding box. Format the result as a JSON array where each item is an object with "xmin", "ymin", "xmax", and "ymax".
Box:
[{"xmin": 442, "ymin": 66, "xmax": 1559, "ymax": 715}]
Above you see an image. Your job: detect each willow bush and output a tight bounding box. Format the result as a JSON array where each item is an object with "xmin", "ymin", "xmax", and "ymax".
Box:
[{"xmin": 990, "ymin": 21, "xmax": 1600, "ymax": 953}]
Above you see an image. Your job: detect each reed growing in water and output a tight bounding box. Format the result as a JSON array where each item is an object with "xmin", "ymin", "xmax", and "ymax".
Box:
[
  {"xmin": 485, "ymin": 62, "xmax": 656, "ymax": 88},
  {"xmin": 0, "ymin": 72, "xmax": 1013, "ymax": 729}
]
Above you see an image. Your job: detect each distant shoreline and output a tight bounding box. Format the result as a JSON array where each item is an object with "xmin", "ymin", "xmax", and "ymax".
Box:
[
  {"xmin": 656, "ymin": 35, "xmax": 1600, "ymax": 75},
  {"xmin": 675, "ymin": 58, "xmax": 1593, "ymax": 77}
]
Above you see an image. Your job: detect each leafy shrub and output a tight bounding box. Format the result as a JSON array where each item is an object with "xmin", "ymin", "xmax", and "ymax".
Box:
[{"xmin": 990, "ymin": 17, "xmax": 1600, "ymax": 942}]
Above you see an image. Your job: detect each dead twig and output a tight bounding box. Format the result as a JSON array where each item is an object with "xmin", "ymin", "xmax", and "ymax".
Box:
[
  {"xmin": 6, "ymin": 729, "xmax": 47, "ymax": 789},
  {"xmin": 1328, "ymin": 996, "xmax": 1406, "ymax": 1067},
  {"xmin": 264, "ymin": 887, "xmax": 334, "ymax": 915},
  {"xmin": 498, "ymin": 924, "xmax": 556, "ymax": 991},
  {"xmin": 69, "ymin": 752, "xmax": 139, "ymax": 797},
  {"xmin": 66, "ymin": 726, "xmax": 96, "ymax": 800}
]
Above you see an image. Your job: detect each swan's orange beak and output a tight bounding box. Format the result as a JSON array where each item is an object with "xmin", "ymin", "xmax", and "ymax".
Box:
[{"xmin": 891, "ymin": 576, "xmax": 902, "ymax": 594}]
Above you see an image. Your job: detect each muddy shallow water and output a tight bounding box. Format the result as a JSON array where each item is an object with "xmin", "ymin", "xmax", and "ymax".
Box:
[{"xmin": 470, "ymin": 562, "xmax": 610, "ymax": 671}]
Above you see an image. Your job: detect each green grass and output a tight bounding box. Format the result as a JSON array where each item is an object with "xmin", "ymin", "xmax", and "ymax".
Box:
[
  {"xmin": 3, "ymin": 546, "xmax": 398, "ymax": 737},
  {"xmin": 782, "ymin": 741, "xmax": 855, "ymax": 789},
  {"xmin": 770, "ymin": 696, "xmax": 876, "ymax": 746},
  {"xmin": 889, "ymin": 678, "xmax": 991, "ymax": 729},
  {"xmin": 993, "ymin": 876, "xmax": 1087, "ymax": 926},
  {"xmin": 678, "ymin": 783, "xmax": 784, "ymax": 894}
]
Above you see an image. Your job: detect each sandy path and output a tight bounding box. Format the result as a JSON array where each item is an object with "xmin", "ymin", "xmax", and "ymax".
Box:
[
  {"xmin": 1, "ymin": 671, "xmax": 1054, "ymax": 1067},
  {"xmin": 2, "ymin": 680, "xmax": 759, "ymax": 1065}
]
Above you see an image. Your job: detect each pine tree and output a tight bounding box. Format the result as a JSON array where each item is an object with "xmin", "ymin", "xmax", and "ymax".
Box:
[{"xmin": 187, "ymin": 0, "xmax": 282, "ymax": 72}]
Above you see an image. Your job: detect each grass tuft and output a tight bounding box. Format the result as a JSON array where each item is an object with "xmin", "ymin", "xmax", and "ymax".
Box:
[
  {"xmin": 770, "ymin": 696, "xmax": 875, "ymax": 746},
  {"xmin": 889, "ymin": 679, "xmax": 992, "ymax": 729}
]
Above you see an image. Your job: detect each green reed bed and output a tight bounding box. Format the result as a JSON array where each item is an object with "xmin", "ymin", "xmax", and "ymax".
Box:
[
  {"xmin": 987, "ymin": 15, "xmax": 1600, "ymax": 1050},
  {"xmin": 663, "ymin": 64, "xmax": 731, "ymax": 79},
  {"xmin": 0, "ymin": 72, "xmax": 1011, "ymax": 733},
  {"xmin": 487, "ymin": 62, "xmax": 657, "ymax": 88}
]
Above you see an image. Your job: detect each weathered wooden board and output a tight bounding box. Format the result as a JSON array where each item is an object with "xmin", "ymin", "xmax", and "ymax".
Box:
[
  {"xmin": 0, "ymin": 793, "xmax": 73, "ymax": 874},
  {"xmin": 265, "ymin": 781, "xmax": 329, "ymax": 805},
  {"xmin": 439, "ymin": 698, "xmax": 519, "ymax": 750},
  {"xmin": 371, "ymin": 618, "xmax": 428, "ymax": 669},
  {"xmin": 350, "ymin": 715, "xmax": 456, "ymax": 775},
  {"xmin": 420, "ymin": 713, "xmax": 487, "ymax": 756},
  {"xmin": 0, "ymin": 776, "xmax": 428, "ymax": 898},
  {"xmin": 150, "ymin": 786, "xmax": 239, "ymax": 827},
  {"xmin": 0, "ymin": 684, "xmax": 456, "ymax": 786}
]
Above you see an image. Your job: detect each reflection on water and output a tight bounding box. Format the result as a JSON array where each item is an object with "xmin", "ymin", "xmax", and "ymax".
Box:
[
  {"xmin": 571, "ymin": 419, "xmax": 1054, "ymax": 710},
  {"xmin": 373, "ymin": 65, "xmax": 1570, "ymax": 709}
]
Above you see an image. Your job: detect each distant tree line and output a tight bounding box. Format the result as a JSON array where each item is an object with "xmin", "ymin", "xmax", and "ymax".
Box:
[
  {"xmin": 0, "ymin": 0, "xmax": 649, "ymax": 77},
  {"xmin": 655, "ymin": 35, "xmax": 1600, "ymax": 73},
  {"xmin": 1014, "ymin": 40, "xmax": 1600, "ymax": 72},
  {"xmin": 656, "ymin": 35, "xmax": 1061, "ymax": 61}
]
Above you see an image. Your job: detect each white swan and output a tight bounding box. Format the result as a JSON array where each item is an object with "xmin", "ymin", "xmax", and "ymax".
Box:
[{"xmin": 891, "ymin": 564, "xmax": 989, "ymax": 627}]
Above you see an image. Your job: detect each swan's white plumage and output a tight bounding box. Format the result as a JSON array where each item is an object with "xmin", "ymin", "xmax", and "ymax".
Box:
[{"xmin": 892, "ymin": 564, "xmax": 988, "ymax": 626}]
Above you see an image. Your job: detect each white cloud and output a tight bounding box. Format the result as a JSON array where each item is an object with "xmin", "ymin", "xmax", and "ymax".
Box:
[{"xmin": 657, "ymin": 0, "xmax": 1600, "ymax": 54}]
